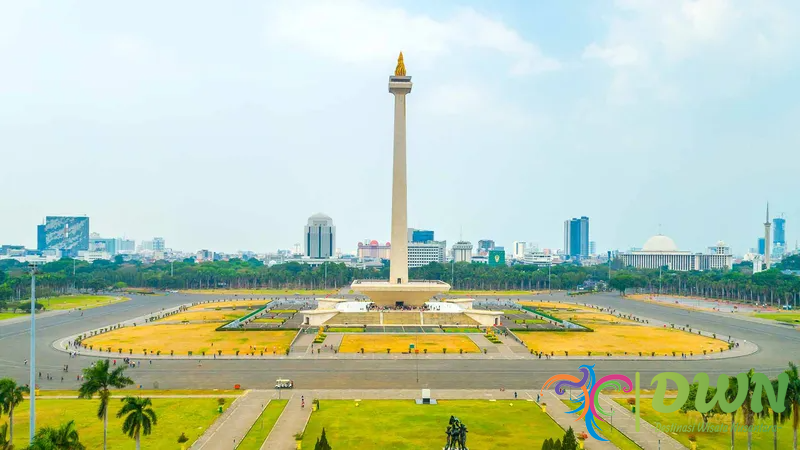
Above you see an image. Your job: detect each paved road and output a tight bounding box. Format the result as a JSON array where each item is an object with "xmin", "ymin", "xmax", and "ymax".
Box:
[{"xmin": 1, "ymin": 292, "xmax": 797, "ymax": 391}]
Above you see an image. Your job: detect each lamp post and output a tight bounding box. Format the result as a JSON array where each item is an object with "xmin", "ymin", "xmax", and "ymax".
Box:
[{"xmin": 28, "ymin": 262, "xmax": 38, "ymax": 445}]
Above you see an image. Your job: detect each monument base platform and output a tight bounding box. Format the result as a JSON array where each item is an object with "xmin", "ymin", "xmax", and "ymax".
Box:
[{"xmin": 351, "ymin": 280, "xmax": 450, "ymax": 307}]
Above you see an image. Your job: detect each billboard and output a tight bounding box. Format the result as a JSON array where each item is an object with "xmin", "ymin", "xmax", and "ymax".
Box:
[{"xmin": 488, "ymin": 250, "xmax": 505, "ymax": 266}]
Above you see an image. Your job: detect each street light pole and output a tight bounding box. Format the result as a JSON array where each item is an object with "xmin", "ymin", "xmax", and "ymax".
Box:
[{"xmin": 29, "ymin": 263, "xmax": 38, "ymax": 445}]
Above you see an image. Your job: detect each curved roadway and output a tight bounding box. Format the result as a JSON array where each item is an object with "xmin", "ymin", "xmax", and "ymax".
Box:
[{"xmin": 0, "ymin": 292, "xmax": 796, "ymax": 391}]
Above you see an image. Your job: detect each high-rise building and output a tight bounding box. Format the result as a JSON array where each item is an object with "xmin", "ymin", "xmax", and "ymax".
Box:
[
  {"xmin": 411, "ymin": 229, "xmax": 434, "ymax": 243},
  {"xmin": 304, "ymin": 213, "xmax": 336, "ymax": 258},
  {"xmin": 39, "ymin": 216, "xmax": 90, "ymax": 257},
  {"xmin": 153, "ymin": 237, "xmax": 165, "ymax": 252},
  {"xmin": 579, "ymin": 216, "xmax": 589, "ymax": 257},
  {"xmin": 512, "ymin": 241, "xmax": 526, "ymax": 259},
  {"xmin": 774, "ymin": 217, "xmax": 786, "ymax": 246},
  {"xmin": 589, "ymin": 241, "xmax": 597, "ymax": 256},
  {"xmin": 37, "ymin": 224, "xmax": 46, "ymax": 250},
  {"xmin": 563, "ymin": 220, "xmax": 570, "ymax": 255},
  {"xmin": 89, "ymin": 235, "xmax": 117, "ymax": 255},
  {"xmin": 408, "ymin": 240, "xmax": 446, "ymax": 267},
  {"xmin": 477, "ymin": 240, "xmax": 495, "ymax": 253},
  {"xmin": 451, "ymin": 241, "xmax": 473, "ymax": 263},
  {"xmin": 758, "ymin": 237, "xmax": 766, "ymax": 256},
  {"xmin": 116, "ymin": 239, "xmax": 135, "ymax": 254},
  {"xmin": 564, "ymin": 216, "xmax": 590, "ymax": 258}
]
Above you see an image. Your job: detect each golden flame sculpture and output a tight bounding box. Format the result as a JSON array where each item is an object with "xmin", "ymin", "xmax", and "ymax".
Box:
[{"xmin": 394, "ymin": 52, "xmax": 406, "ymax": 76}]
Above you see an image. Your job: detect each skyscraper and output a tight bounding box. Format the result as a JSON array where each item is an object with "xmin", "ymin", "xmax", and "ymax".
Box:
[
  {"xmin": 153, "ymin": 237, "xmax": 165, "ymax": 252},
  {"xmin": 773, "ymin": 217, "xmax": 786, "ymax": 246},
  {"xmin": 758, "ymin": 237, "xmax": 766, "ymax": 256},
  {"xmin": 39, "ymin": 216, "xmax": 90, "ymax": 257},
  {"xmin": 304, "ymin": 213, "xmax": 336, "ymax": 259},
  {"xmin": 477, "ymin": 240, "xmax": 495, "ymax": 253},
  {"xmin": 579, "ymin": 216, "xmax": 590, "ymax": 257},
  {"xmin": 564, "ymin": 216, "xmax": 590, "ymax": 258},
  {"xmin": 411, "ymin": 229, "xmax": 434, "ymax": 243}
]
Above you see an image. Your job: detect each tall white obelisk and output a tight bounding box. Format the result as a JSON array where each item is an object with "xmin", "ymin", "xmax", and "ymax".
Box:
[
  {"xmin": 389, "ymin": 52, "xmax": 412, "ymax": 285},
  {"xmin": 764, "ymin": 203, "xmax": 771, "ymax": 270}
]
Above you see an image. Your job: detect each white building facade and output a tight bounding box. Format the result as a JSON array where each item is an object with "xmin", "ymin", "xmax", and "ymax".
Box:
[
  {"xmin": 408, "ymin": 240, "xmax": 447, "ymax": 267},
  {"xmin": 304, "ymin": 213, "xmax": 336, "ymax": 259},
  {"xmin": 620, "ymin": 235, "xmax": 733, "ymax": 271},
  {"xmin": 452, "ymin": 241, "xmax": 473, "ymax": 263}
]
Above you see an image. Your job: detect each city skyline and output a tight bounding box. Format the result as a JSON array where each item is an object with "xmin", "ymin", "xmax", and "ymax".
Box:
[{"xmin": 2, "ymin": 1, "xmax": 799, "ymax": 254}]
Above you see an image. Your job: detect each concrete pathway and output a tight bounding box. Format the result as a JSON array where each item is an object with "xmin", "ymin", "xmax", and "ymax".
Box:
[
  {"xmin": 191, "ymin": 390, "xmax": 275, "ymax": 450},
  {"xmin": 262, "ymin": 391, "xmax": 312, "ymax": 450},
  {"xmin": 540, "ymin": 391, "xmax": 617, "ymax": 450},
  {"xmin": 596, "ymin": 394, "xmax": 686, "ymax": 450}
]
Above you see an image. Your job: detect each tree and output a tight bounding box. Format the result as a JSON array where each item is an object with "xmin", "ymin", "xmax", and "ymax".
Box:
[
  {"xmin": 78, "ymin": 359, "xmax": 133, "ymax": 450},
  {"xmin": 314, "ymin": 428, "xmax": 332, "ymax": 450},
  {"xmin": 28, "ymin": 420, "xmax": 85, "ymax": 450},
  {"xmin": 786, "ymin": 362, "xmax": 800, "ymax": 450},
  {"xmin": 116, "ymin": 396, "xmax": 157, "ymax": 450},
  {"xmin": 0, "ymin": 378, "xmax": 29, "ymax": 443},
  {"xmin": 725, "ymin": 375, "xmax": 743, "ymax": 450},
  {"xmin": 0, "ymin": 423, "xmax": 11, "ymax": 450},
  {"xmin": 561, "ymin": 427, "xmax": 578, "ymax": 450},
  {"xmin": 769, "ymin": 377, "xmax": 792, "ymax": 450},
  {"xmin": 741, "ymin": 369, "xmax": 762, "ymax": 450},
  {"xmin": 541, "ymin": 438, "xmax": 553, "ymax": 450},
  {"xmin": 552, "ymin": 438, "xmax": 562, "ymax": 450},
  {"xmin": 680, "ymin": 382, "xmax": 722, "ymax": 425}
]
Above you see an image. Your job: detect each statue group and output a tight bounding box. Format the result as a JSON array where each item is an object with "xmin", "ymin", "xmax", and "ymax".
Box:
[{"xmin": 444, "ymin": 415, "xmax": 468, "ymax": 450}]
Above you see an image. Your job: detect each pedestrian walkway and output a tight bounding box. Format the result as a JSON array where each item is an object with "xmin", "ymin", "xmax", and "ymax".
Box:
[
  {"xmin": 190, "ymin": 390, "xmax": 275, "ymax": 450},
  {"xmin": 595, "ymin": 394, "xmax": 685, "ymax": 450},
  {"xmin": 539, "ymin": 391, "xmax": 617, "ymax": 450},
  {"xmin": 262, "ymin": 391, "xmax": 312, "ymax": 450}
]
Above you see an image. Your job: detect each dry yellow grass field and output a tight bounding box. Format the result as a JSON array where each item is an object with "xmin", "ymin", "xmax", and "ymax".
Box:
[
  {"xmin": 158, "ymin": 310, "xmax": 246, "ymax": 322},
  {"xmin": 82, "ymin": 323, "xmax": 297, "ymax": 355},
  {"xmin": 187, "ymin": 299, "xmax": 271, "ymax": 310},
  {"xmin": 339, "ymin": 334, "xmax": 479, "ymax": 353},
  {"xmin": 516, "ymin": 325, "xmax": 725, "ymax": 356},
  {"xmin": 565, "ymin": 312, "xmax": 633, "ymax": 324}
]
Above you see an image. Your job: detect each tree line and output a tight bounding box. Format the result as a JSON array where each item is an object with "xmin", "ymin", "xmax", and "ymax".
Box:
[{"xmin": 0, "ymin": 256, "xmax": 798, "ymax": 306}]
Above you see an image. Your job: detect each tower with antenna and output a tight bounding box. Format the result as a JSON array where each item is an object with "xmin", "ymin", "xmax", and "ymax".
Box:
[{"xmin": 764, "ymin": 203, "xmax": 771, "ymax": 270}]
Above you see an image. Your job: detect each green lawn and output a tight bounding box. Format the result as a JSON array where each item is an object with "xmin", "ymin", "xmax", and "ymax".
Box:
[
  {"xmin": 562, "ymin": 400, "xmax": 641, "ymax": 450},
  {"xmin": 613, "ymin": 398, "xmax": 794, "ymax": 449},
  {"xmin": 269, "ymin": 309, "xmax": 298, "ymax": 314},
  {"xmin": 5, "ymin": 397, "xmax": 228, "ymax": 449},
  {"xmin": 253, "ymin": 318, "xmax": 286, "ymax": 323},
  {"xmin": 238, "ymin": 399, "xmax": 288, "ymax": 450},
  {"xmin": 502, "ymin": 309, "xmax": 523, "ymax": 314},
  {"xmin": 0, "ymin": 312, "xmax": 25, "ymax": 321},
  {"xmin": 753, "ymin": 313, "xmax": 800, "ymax": 324},
  {"xmin": 39, "ymin": 295, "xmax": 128, "ymax": 311},
  {"xmin": 514, "ymin": 319, "xmax": 547, "ymax": 324},
  {"xmin": 301, "ymin": 400, "xmax": 562, "ymax": 449},
  {"xmin": 327, "ymin": 327, "xmax": 365, "ymax": 333},
  {"xmin": 442, "ymin": 328, "xmax": 482, "ymax": 333}
]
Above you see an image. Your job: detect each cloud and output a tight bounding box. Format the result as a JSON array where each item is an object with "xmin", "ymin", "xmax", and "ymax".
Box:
[
  {"xmin": 582, "ymin": 0, "xmax": 799, "ymax": 103},
  {"xmin": 264, "ymin": 0, "xmax": 559, "ymax": 75}
]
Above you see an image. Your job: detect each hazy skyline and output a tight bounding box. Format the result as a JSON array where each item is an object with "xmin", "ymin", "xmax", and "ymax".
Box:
[{"xmin": 2, "ymin": 1, "xmax": 799, "ymax": 255}]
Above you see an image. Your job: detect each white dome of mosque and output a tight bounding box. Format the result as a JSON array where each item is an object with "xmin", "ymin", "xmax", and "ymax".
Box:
[{"xmin": 642, "ymin": 235, "xmax": 679, "ymax": 252}]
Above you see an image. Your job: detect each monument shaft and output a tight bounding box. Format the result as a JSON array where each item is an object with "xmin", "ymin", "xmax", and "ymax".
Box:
[{"xmin": 389, "ymin": 74, "xmax": 412, "ymax": 284}]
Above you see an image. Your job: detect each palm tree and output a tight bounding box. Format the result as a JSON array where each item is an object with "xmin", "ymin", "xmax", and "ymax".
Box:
[
  {"xmin": 787, "ymin": 362, "xmax": 800, "ymax": 450},
  {"xmin": 725, "ymin": 375, "xmax": 745, "ymax": 450},
  {"xmin": 29, "ymin": 420, "xmax": 85, "ymax": 450},
  {"xmin": 770, "ymin": 377, "xmax": 792, "ymax": 450},
  {"xmin": 740, "ymin": 369, "xmax": 763, "ymax": 450},
  {"xmin": 0, "ymin": 378, "xmax": 28, "ymax": 443},
  {"xmin": 0, "ymin": 423, "xmax": 12, "ymax": 450},
  {"xmin": 77, "ymin": 360, "xmax": 133, "ymax": 450},
  {"xmin": 116, "ymin": 396, "xmax": 157, "ymax": 450}
]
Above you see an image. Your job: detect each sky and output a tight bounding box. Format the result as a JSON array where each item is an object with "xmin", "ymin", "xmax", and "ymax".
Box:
[{"xmin": 2, "ymin": 0, "xmax": 799, "ymax": 256}]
